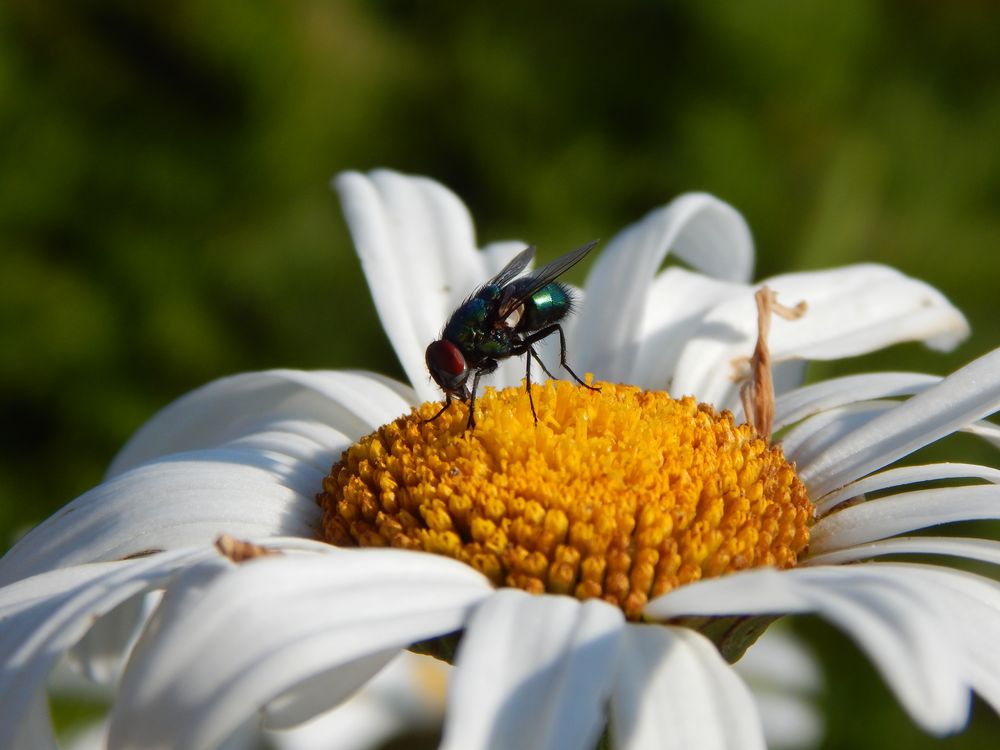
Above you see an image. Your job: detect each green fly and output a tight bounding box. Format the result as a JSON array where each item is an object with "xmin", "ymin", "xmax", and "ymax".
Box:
[{"xmin": 424, "ymin": 240, "xmax": 600, "ymax": 428}]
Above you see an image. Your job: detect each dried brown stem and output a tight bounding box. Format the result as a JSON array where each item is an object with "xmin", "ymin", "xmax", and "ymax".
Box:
[{"xmin": 739, "ymin": 286, "xmax": 807, "ymax": 442}]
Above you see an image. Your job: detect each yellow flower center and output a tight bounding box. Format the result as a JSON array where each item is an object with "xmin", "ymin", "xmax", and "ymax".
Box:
[{"xmin": 318, "ymin": 381, "xmax": 811, "ymax": 620}]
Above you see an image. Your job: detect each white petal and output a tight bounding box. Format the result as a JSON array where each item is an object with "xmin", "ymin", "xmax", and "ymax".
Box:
[
  {"xmin": 772, "ymin": 372, "xmax": 940, "ymax": 431},
  {"xmin": 769, "ymin": 361, "xmax": 809, "ymax": 405},
  {"xmin": 217, "ymin": 421, "xmax": 346, "ymax": 475},
  {"xmin": 763, "ymin": 263, "xmax": 968, "ymax": 357},
  {"xmin": 441, "ymin": 590, "xmax": 624, "ymax": 750},
  {"xmin": 335, "ymin": 170, "xmax": 498, "ymax": 401},
  {"xmin": 646, "ymin": 570, "xmax": 816, "ymax": 619},
  {"xmin": 268, "ymin": 652, "xmax": 447, "ymax": 750},
  {"xmin": 671, "ymin": 264, "xmax": 968, "ymax": 406},
  {"xmin": 750, "ymin": 693, "xmax": 823, "ymax": 750},
  {"xmin": 780, "ymin": 401, "xmax": 897, "ymax": 469},
  {"xmin": 733, "ymin": 631, "xmax": 824, "ymax": 750},
  {"xmin": 809, "ymin": 485, "xmax": 1000, "ymax": 553},
  {"xmin": 646, "ymin": 566, "xmax": 970, "ymax": 734},
  {"xmin": 732, "ymin": 632, "xmax": 826, "ymax": 749},
  {"xmin": 798, "ymin": 346, "xmax": 1000, "ymax": 497},
  {"xmin": 610, "ymin": 624, "xmax": 764, "ymax": 750},
  {"xmin": 0, "ymin": 550, "xmax": 217, "ymax": 750},
  {"xmin": 665, "ymin": 287, "xmax": 765, "ymax": 406},
  {"xmin": 900, "ymin": 565, "xmax": 1000, "ymax": 717},
  {"xmin": 261, "ymin": 657, "xmax": 397, "ymax": 731},
  {"xmin": 0, "ymin": 454, "xmax": 322, "ymax": 584},
  {"xmin": 805, "ymin": 536, "xmax": 1000, "ymax": 567},
  {"xmin": 573, "ymin": 193, "xmax": 754, "ymax": 383},
  {"xmin": 814, "ymin": 462, "xmax": 1000, "ymax": 516},
  {"xmin": 12, "ymin": 692, "xmax": 58, "ymax": 750},
  {"xmin": 65, "ymin": 591, "xmax": 152, "ymax": 685},
  {"xmin": 109, "ymin": 549, "xmax": 491, "ymax": 750},
  {"xmin": 109, "ymin": 370, "xmax": 413, "ymax": 477},
  {"xmin": 963, "ymin": 418, "xmax": 1000, "ymax": 448},
  {"xmin": 271, "ymin": 699, "xmax": 403, "ymax": 750},
  {"xmin": 630, "ymin": 268, "xmax": 747, "ymax": 390},
  {"xmin": 734, "ymin": 628, "xmax": 822, "ymax": 693}
]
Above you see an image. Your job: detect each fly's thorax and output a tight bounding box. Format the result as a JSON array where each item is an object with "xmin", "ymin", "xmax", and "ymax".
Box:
[
  {"xmin": 443, "ymin": 297, "xmax": 489, "ymax": 350},
  {"xmin": 515, "ymin": 281, "xmax": 573, "ymax": 332}
]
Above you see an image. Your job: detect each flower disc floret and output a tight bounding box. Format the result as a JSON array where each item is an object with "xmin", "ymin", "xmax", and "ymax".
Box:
[{"xmin": 319, "ymin": 381, "xmax": 811, "ymax": 619}]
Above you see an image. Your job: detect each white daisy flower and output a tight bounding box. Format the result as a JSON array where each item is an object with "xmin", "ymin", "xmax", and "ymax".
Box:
[{"xmin": 1, "ymin": 169, "xmax": 995, "ymax": 750}]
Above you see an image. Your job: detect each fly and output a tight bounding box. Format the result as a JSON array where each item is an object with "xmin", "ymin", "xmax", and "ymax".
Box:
[{"xmin": 424, "ymin": 240, "xmax": 601, "ymax": 429}]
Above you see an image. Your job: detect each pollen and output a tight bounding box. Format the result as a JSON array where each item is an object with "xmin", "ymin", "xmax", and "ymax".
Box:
[{"xmin": 318, "ymin": 381, "xmax": 811, "ymax": 620}]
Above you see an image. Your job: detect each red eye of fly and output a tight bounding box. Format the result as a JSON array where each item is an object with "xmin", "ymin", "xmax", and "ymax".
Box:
[{"xmin": 426, "ymin": 340, "xmax": 466, "ymax": 378}]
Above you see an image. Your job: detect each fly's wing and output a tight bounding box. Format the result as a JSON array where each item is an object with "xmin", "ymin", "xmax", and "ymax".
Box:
[
  {"xmin": 497, "ymin": 239, "xmax": 599, "ymax": 318},
  {"xmin": 477, "ymin": 245, "xmax": 536, "ymax": 293},
  {"xmin": 443, "ymin": 246, "xmax": 534, "ymax": 335}
]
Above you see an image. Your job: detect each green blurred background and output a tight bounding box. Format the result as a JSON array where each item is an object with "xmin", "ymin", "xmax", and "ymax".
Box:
[{"xmin": 2, "ymin": 0, "xmax": 999, "ymax": 747}]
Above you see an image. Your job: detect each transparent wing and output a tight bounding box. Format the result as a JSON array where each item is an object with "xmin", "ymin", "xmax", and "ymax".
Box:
[
  {"xmin": 483, "ymin": 245, "xmax": 535, "ymax": 290},
  {"xmin": 498, "ymin": 240, "xmax": 599, "ymax": 317}
]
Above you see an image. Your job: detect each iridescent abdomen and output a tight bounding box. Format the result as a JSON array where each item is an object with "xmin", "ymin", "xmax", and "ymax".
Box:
[{"xmin": 516, "ymin": 281, "xmax": 573, "ymax": 331}]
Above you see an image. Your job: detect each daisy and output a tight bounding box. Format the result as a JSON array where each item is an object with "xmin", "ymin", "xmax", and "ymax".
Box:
[{"xmin": 1, "ymin": 169, "xmax": 996, "ymax": 750}]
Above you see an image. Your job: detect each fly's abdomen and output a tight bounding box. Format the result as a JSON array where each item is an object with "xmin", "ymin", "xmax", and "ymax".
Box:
[{"xmin": 517, "ymin": 282, "xmax": 573, "ymax": 331}]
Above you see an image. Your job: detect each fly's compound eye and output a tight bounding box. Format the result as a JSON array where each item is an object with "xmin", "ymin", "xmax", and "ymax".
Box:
[{"xmin": 426, "ymin": 340, "xmax": 468, "ymax": 391}]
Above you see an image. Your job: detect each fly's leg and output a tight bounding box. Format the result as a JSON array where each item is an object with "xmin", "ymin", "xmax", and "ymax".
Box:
[
  {"xmin": 423, "ymin": 393, "xmax": 453, "ymax": 423},
  {"xmin": 524, "ymin": 345, "xmax": 538, "ymax": 424},
  {"xmin": 529, "ymin": 347, "xmax": 559, "ymax": 381},
  {"xmin": 523, "ymin": 346, "xmax": 560, "ymax": 424},
  {"xmin": 467, "ymin": 359, "xmax": 498, "ymax": 429},
  {"xmin": 512, "ymin": 324, "xmax": 598, "ymax": 424},
  {"xmin": 519, "ymin": 324, "xmax": 600, "ymax": 392}
]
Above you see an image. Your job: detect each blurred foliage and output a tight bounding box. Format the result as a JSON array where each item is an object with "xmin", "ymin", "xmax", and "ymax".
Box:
[{"xmin": 1, "ymin": 0, "xmax": 999, "ymax": 747}]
